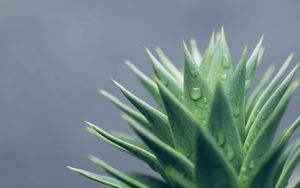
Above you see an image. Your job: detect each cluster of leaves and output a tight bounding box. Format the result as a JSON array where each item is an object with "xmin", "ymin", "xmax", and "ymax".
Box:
[{"xmin": 69, "ymin": 28, "xmax": 300, "ymax": 188}]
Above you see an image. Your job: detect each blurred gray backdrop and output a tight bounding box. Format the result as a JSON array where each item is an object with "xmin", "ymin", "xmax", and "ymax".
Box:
[{"xmin": 0, "ymin": 0, "xmax": 300, "ymax": 187}]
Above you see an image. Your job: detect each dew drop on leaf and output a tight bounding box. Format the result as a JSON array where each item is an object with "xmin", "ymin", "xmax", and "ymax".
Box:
[
  {"xmin": 203, "ymin": 97, "xmax": 208, "ymax": 103},
  {"xmin": 225, "ymin": 145, "xmax": 234, "ymax": 161},
  {"xmin": 216, "ymin": 130, "xmax": 226, "ymax": 146},
  {"xmin": 249, "ymin": 160, "xmax": 255, "ymax": 169},
  {"xmin": 190, "ymin": 69, "xmax": 198, "ymax": 77},
  {"xmin": 221, "ymin": 73, "xmax": 227, "ymax": 80},
  {"xmin": 190, "ymin": 87, "xmax": 202, "ymax": 101},
  {"xmin": 221, "ymin": 54, "xmax": 231, "ymax": 69}
]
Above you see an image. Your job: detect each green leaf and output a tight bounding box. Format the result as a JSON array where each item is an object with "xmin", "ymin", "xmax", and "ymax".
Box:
[
  {"xmin": 245, "ymin": 63, "xmax": 299, "ymax": 151},
  {"xmin": 155, "ymin": 47, "xmax": 183, "ymax": 83},
  {"xmin": 200, "ymin": 31, "xmax": 215, "ymax": 77},
  {"xmin": 195, "ymin": 124, "xmax": 240, "ymax": 188},
  {"xmin": 190, "ymin": 38, "xmax": 202, "ymax": 65},
  {"xmin": 112, "ymin": 80, "xmax": 174, "ymax": 146},
  {"xmin": 125, "ymin": 60, "xmax": 165, "ymax": 111},
  {"xmin": 68, "ymin": 167, "xmax": 130, "ymax": 188},
  {"xmin": 146, "ymin": 48, "xmax": 183, "ymax": 101},
  {"xmin": 245, "ymin": 36, "xmax": 264, "ymax": 93},
  {"xmin": 85, "ymin": 122, "xmax": 162, "ymax": 173},
  {"xmin": 208, "ymin": 81, "xmax": 243, "ymax": 170},
  {"xmin": 245, "ymin": 54, "xmax": 293, "ymax": 132},
  {"xmin": 241, "ymin": 82, "xmax": 299, "ymax": 182},
  {"xmin": 164, "ymin": 167, "xmax": 196, "ymax": 188},
  {"xmin": 111, "ymin": 132, "xmax": 151, "ymax": 152},
  {"xmin": 276, "ymin": 137, "xmax": 300, "ymax": 188},
  {"xmin": 89, "ymin": 156, "xmax": 148, "ymax": 188},
  {"xmin": 99, "ymin": 89, "xmax": 152, "ymax": 131},
  {"xmin": 128, "ymin": 173, "xmax": 169, "ymax": 188},
  {"xmin": 230, "ymin": 47, "xmax": 247, "ymax": 142},
  {"xmin": 246, "ymin": 65, "xmax": 275, "ymax": 120},
  {"xmin": 123, "ymin": 115, "xmax": 194, "ymax": 180},
  {"xmin": 157, "ymin": 79, "xmax": 198, "ymax": 161},
  {"xmin": 245, "ymin": 144, "xmax": 287, "ymax": 188},
  {"xmin": 183, "ymin": 41, "xmax": 212, "ymax": 124},
  {"xmin": 207, "ymin": 28, "xmax": 234, "ymax": 90}
]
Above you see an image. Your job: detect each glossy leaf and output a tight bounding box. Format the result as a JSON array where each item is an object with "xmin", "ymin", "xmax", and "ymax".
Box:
[
  {"xmin": 157, "ymin": 79, "xmax": 198, "ymax": 161},
  {"xmin": 230, "ymin": 47, "xmax": 247, "ymax": 142},
  {"xmin": 208, "ymin": 81, "xmax": 243, "ymax": 170},
  {"xmin": 207, "ymin": 28, "xmax": 233, "ymax": 90},
  {"xmin": 195, "ymin": 124, "xmax": 240, "ymax": 188},
  {"xmin": 183, "ymin": 41, "xmax": 212, "ymax": 123}
]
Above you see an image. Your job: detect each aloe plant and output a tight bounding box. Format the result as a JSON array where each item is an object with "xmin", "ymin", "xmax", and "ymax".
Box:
[{"xmin": 69, "ymin": 28, "xmax": 300, "ymax": 188}]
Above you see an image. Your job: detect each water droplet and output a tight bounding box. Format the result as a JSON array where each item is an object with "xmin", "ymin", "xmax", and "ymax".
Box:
[
  {"xmin": 225, "ymin": 145, "xmax": 234, "ymax": 161},
  {"xmin": 221, "ymin": 54, "xmax": 231, "ymax": 69},
  {"xmin": 245, "ymin": 142, "xmax": 250, "ymax": 151},
  {"xmin": 216, "ymin": 130, "xmax": 225, "ymax": 146},
  {"xmin": 249, "ymin": 161, "xmax": 255, "ymax": 169},
  {"xmin": 203, "ymin": 97, "xmax": 208, "ymax": 103},
  {"xmin": 241, "ymin": 166, "xmax": 247, "ymax": 172},
  {"xmin": 190, "ymin": 87, "xmax": 202, "ymax": 101},
  {"xmin": 190, "ymin": 69, "xmax": 198, "ymax": 77},
  {"xmin": 221, "ymin": 73, "xmax": 227, "ymax": 80},
  {"xmin": 233, "ymin": 105, "xmax": 241, "ymax": 117}
]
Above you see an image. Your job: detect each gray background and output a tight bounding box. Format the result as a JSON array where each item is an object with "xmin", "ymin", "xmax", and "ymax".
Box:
[{"xmin": 0, "ymin": 0, "xmax": 299, "ymax": 187}]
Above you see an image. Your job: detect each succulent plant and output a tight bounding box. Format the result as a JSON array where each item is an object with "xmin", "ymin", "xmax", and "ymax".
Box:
[{"xmin": 69, "ymin": 28, "xmax": 300, "ymax": 188}]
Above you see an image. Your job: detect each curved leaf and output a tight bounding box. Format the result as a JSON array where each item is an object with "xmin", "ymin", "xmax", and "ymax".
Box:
[
  {"xmin": 241, "ymin": 81, "xmax": 295, "ymax": 181},
  {"xmin": 128, "ymin": 173, "xmax": 169, "ymax": 188},
  {"xmin": 89, "ymin": 156, "xmax": 148, "ymax": 188},
  {"xmin": 125, "ymin": 60, "xmax": 165, "ymax": 110},
  {"xmin": 112, "ymin": 80, "xmax": 174, "ymax": 146},
  {"xmin": 155, "ymin": 47, "xmax": 183, "ymax": 83},
  {"xmin": 68, "ymin": 167, "xmax": 130, "ymax": 188},
  {"xmin": 246, "ymin": 65, "xmax": 275, "ymax": 120},
  {"xmin": 230, "ymin": 47, "xmax": 247, "ymax": 142},
  {"xmin": 245, "ymin": 63, "xmax": 299, "ymax": 150},
  {"xmin": 245, "ymin": 36, "xmax": 264, "ymax": 93},
  {"xmin": 85, "ymin": 122, "xmax": 161, "ymax": 173},
  {"xmin": 245, "ymin": 55, "xmax": 294, "ymax": 132},
  {"xmin": 276, "ymin": 137, "xmax": 300, "ymax": 188},
  {"xmin": 123, "ymin": 115, "xmax": 194, "ymax": 180},
  {"xmin": 146, "ymin": 48, "xmax": 183, "ymax": 101}
]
